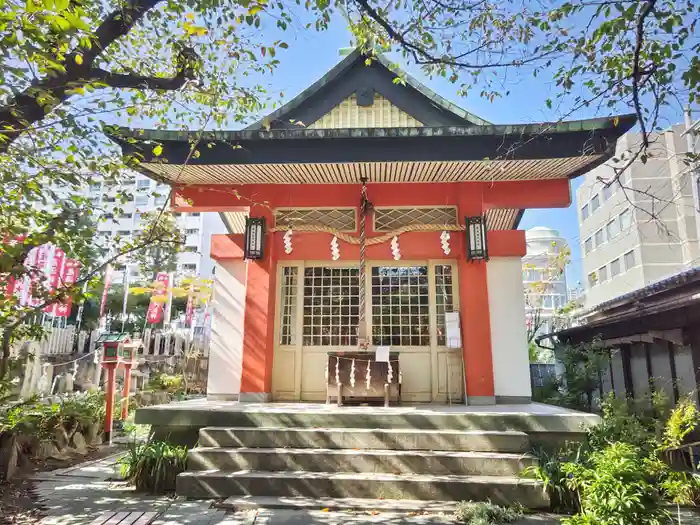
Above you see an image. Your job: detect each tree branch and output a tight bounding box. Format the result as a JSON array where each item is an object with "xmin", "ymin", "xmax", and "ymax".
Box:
[
  {"xmin": 631, "ymin": 0, "xmax": 658, "ymax": 149},
  {"xmin": 0, "ymin": 0, "xmax": 166, "ymax": 151},
  {"xmin": 89, "ymin": 68, "xmax": 190, "ymax": 91},
  {"xmin": 351, "ymin": 0, "xmax": 555, "ymax": 69}
]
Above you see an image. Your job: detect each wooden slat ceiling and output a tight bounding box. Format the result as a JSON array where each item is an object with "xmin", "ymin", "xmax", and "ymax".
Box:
[
  {"xmin": 485, "ymin": 208, "xmax": 520, "ymax": 230},
  {"xmin": 142, "ymin": 156, "xmax": 598, "ymax": 186}
]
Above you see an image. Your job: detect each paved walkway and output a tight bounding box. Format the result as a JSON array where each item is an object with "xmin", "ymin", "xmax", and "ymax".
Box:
[{"xmin": 28, "ymin": 452, "xmax": 567, "ymax": 525}]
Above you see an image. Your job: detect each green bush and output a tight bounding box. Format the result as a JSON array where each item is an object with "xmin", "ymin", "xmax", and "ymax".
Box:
[
  {"xmin": 119, "ymin": 438, "xmax": 188, "ymax": 493},
  {"xmin": 523, "ymin": 393, "xmax": 700, "ymax": 520},
  {"xmin": 148, "ymin": 373, "xmax": 184, "ymax": 394},
  {"xmin": 454, "ymin": 501, "xmax": 522, "ymax": 525},
  {"xmin": 561, "ymin": 442, "xmax": 669, "ymax": 525}
]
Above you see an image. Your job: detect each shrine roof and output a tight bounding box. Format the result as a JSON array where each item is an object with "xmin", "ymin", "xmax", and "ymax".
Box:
[
  {"xmin": 245, "ymin": 48, "xmax": 490, "ymax": 130},
  {"xmin": 111, "ymin": 114, "xmax": 636, "ymax": 187}
]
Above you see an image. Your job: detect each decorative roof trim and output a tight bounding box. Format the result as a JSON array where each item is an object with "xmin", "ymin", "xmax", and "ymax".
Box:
[{"xmin": 115, "ymin": 114, "xmax": 636, "ymax": 143}]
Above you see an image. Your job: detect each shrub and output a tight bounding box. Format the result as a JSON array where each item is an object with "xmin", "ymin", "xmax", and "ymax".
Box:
[
  {"xmin": 454, "ymin": 501, "xmax": 522, "ymax": 525},
  {"xmin": 523, "ymin": 444, "xmax": 583, "ymax": 513},
  {"xmin": 149, "ymin": 373, "xmax": 184, "ymax": 394},
  {"xmin": 119, "ymin": 438, "xmax": 187, "ymax": 493},
  {"xmin": 561, "ymin": 442, "xmax": 670, "ymax": 525}
]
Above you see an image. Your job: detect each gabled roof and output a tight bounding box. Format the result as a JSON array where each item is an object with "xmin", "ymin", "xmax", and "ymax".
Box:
[{"xmin": 246, "ymin": 48, "xmax": 490, "ymax": 131}]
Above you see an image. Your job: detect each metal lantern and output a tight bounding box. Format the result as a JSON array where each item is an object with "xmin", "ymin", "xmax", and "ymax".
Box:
[
  {"xmin": 244, "ymin": 217, "xmax": 265, "ymax": 260},
  {"xmin": 465, "ymin": 215, "xmax": 488, "ymax": 261}
]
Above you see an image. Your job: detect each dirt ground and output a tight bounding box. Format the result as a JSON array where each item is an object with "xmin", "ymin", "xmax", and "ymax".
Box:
[{"xmin": 0, "ymin": 445, "xmax": 121, "ymax": 525}]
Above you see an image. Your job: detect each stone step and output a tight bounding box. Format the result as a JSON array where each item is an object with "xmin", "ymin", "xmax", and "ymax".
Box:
[
  {"xmin": 176, "ymin": 470, "xmax": 549, "ymax": 508},
  {"xmin": 215, "ymin": 495, "xmax": 459, "ymax": 513},
  {"xmin": 187, "ymin": 447, "xmax": 536, "ymax": 476},
  {"xmin": 198, "ymin": 427, "xmax": 530, "ymax": 452},
  {"xmin": 137, "ymin": 403, "xmax": 597, "ymax": 435}
]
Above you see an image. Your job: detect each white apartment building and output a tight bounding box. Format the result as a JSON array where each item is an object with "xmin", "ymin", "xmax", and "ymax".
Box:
[
  {"xmin": 523, "ymin": 227, "xmax": 569, "ymax": 335},
  {"xmin": 84, "ymin": 173, "xmax": 226, "ymax": 282},
  {"xmin": 577, "ymin": 123, "xmax": 700, "ymax": 308}
]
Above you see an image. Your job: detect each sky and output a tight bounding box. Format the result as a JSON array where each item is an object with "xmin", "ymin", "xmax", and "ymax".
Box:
[{"xmin": 240, "ymin": 15, "xmax": 690, "ymax": 289}]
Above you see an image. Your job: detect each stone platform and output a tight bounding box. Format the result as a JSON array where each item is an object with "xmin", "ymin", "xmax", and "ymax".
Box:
[{"xmin": 136, "ymin": 400, "xmax": 598, "ymax": 508}]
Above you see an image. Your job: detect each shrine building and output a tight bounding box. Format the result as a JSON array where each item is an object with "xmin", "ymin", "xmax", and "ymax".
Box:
[{"xmin": 114, "ymin": 49, "xmax": 635, "ymax": 405}]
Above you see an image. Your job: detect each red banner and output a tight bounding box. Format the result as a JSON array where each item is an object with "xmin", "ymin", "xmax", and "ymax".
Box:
[
  {"xmin": 54, "ymin": 259, "xmax": 80, "ymax": 318},
  {"xmin": 99, "ymin": 264, "xmax": 113, "ymax": 318},
  {"xmin": 146, "ymin": 272, "xmax": 169, "ymax": 324},
  {"xmin": 29, "ymin": 245, "xmax": 50, "ymax": 307},
  {"xmin": 44, "ymin": 247, "xmax": 65, "ymax": 314}
]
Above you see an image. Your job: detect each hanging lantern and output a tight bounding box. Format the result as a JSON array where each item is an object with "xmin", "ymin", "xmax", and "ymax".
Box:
[
  {"xmin": 283, "ymin": 228, "xmax": 293, "ymax": 254},
  {"xmin": 440, "ymin": 231, "xmax": 451, "ymax": 255},
  {"xmin": 465, "ymin": 216, "xmax": 488, "ymax": 261},
  {"xmin": 244, "ymin": 217, "xmax": 265, "ymax": 260}
]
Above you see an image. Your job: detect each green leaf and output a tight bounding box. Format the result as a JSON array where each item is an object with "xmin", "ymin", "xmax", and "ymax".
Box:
[{"xmin": 153, "ymin": 145, "xmax": 163, "ymax": 157}]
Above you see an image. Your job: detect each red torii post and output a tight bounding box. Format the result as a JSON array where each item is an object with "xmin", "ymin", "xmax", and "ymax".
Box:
[{"xmin": 100, "ymin": 334, "xmax": 137, "ymax": 444}]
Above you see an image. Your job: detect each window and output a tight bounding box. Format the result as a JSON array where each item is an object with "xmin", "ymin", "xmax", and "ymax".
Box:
[
  {"xmin": 598, "ymin": 265, "xmax": 608, "ymax": 283},
  {"xmin": 371, "ymin": 266, "xmax": 430, "ymax": 346},
  {"xmin": 103, "ymin": 196, "xmax": 116, "ymax": 203},
  {"xmin": 154, "ymin": 195, "xmax": 167, "ymax": 205},
  {"xmin": 104, "ymin": 213, "xmax": 114, "ymax": 220},
  {"xmin": 594, "ymin": 228, "xmax": 605, "ymax": 247},
  {"xmin": 624, "ymin": 250, "xmax": 635, "ymax": 270},
  {"xmin": 185, "ymin": 228, "xmax": 199, "ymax": 235},
  {"xmin": 279, "ymin": 267, "xmax": 298, "ymax": 345},
  {"xmin": 134, "ymin": 195, "xmax": 149, "ymax": 207},
  {"xmin": 181, "ymin": 263, "xmax": 197, "ymax": 271},
  {"xmin": 543, "ymin": 296, "xmax": 553, "ymax": 308},
  {"xmin": 303, "ymin": 267, "xmax": 359, "ymax": 346},
  {"xmin": 603, "ymin": 184, "xmax": 613, "ymax": 201},
  {"xmin": 620, "ymin": 209, "xmax": 632, "ymax": 230},
  {"xmin": 588, "ymin": 272, "xmax": 597, "ymax": 287},
  {"xmin": 610, "ymin": 258, "xmax": 621, "ymax": 277},
  {"xmin": 119, "ymin": 213, "xmax": 133, "ymax": 219},
  {"xmin": 185, "ymin": 246, "xmax": 198, "ymax": 253},
  {"xmin": 590, "ymin": 194, "xmax": 600, "ymax": 212},
  {"xmin": 137, "ymin": 179, "xmax": 151, "ymax": 189},
  {"xmin": 606, "ymin": 219, "xmax": 619, "ymax": 240},
  {"xmin": 581, "ymin": 204, "xmax": 589, "ymax": 221},
  {"xmin": 191, "ymin": 212, "xmax": 200, "ymax": 217},
  {"xmin": 584, "ymin": 237, "xmax": 593, "ymax": 254}
]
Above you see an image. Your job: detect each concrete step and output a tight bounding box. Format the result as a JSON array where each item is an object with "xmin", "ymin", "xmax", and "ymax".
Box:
[
  {"xmin": 215, "ymin": 495, "xmax": 459, "ymax": 513},
  {"xmin": 176, "ymin": 470, "xmax": 549, "ymax": 508},
  {"xmin": 187, "ymin": 447, "xmax": 536, "ymax": 476},
  {"xmin": 137, "ymin": 402, "xmax": 597, "ymax": 435},
  {"xmin": 198, "ymin": 427, "xmax": 530, "ymax": 452}
]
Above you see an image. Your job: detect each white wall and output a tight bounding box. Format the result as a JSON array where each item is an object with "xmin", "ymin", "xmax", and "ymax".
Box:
[
  {"xmin": 207, "ymin": 259, "xmax": 246, "ymax": 401},
  {"xmin": 487, "ymin": 257, "xmax": 532, "ymax": 401},
  {"xmin": 200, "ymin": 213, "xmax": 228, "ymax": 277}
]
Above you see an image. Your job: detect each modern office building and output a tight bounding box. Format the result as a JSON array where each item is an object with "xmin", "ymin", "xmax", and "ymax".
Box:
[
  {"xmin": 56, "ymin": 172, "xmax": 227, "ymax": 283},
  {"xmin": 522, "ymin": 227, "xmax": 569, "ymax": 335},
  {"xmin": 577, "ymin": 124, "xmax": 700, "ymax": 308}
]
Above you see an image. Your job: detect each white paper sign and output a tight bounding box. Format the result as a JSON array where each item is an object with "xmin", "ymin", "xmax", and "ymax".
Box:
[
  {"xmin": 375, "ymin": 345, "xmax": 390, "ymax": 362},
  {"xmin": 445, "ymin": 312, "xmax": 462, "ymax": 349}
]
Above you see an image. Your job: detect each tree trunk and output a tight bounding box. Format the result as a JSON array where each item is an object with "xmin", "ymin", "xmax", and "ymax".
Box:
[{"xmin": 0, "ymin": 327, "xmax": 13, "ymax": 381}]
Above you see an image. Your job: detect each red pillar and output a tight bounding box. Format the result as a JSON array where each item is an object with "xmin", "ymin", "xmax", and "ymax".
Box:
[
  {"xmin": 103, "ymin": 364, "xmax": 117, "ymax": 443},
  {"xmin": 456, "ymin": 182, "xmax": 495, "ymax": 404},
  {"xmin": 239, "ymin": 213, "xmax": 277, "ymax": 400},
  {"xmin": 121, "ymin": 364, "xmax": 132, "ymax": 420},
  {"xmin": 458, "ymin": 260, "xmax": 495, "ymax": 403}
]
